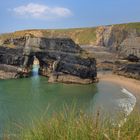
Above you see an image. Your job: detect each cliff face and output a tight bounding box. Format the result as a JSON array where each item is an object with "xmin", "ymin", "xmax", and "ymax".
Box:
[
  {"xmin": 95, "ymin": 23, "xmax": 140, "ymax": 59},
  {"xmin": 1, "ymin": 22, "xmax": 140, "ymax": 57},
  {"xmin": 0, "ymin": 35, "xmax": 97, "ymax": 84},
  {"xmin": 119, "ymin": 37, "xmax": 140, "ymax": 58},
  {"xmin": 0, "ymin": 22, "xmax": 140, "ymax": 81},
  {"xmin": 95, "ymin": 24, "xmax": 140, "ymax": 80}
]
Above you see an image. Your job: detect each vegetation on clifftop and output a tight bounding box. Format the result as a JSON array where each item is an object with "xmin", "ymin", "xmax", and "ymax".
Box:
[
  {"xmin": 111, "ymin": 22, "xmax": 140, "ymax": 35},
  {"xmin": 123, "ymin": 22, "xmax": 140, "ymax": 32},
  {"xmin": 0, "ymin": 28, "xmax": 97, "ymax": 46},
  {"xmin": 0, "ymin": 22, "xmax": 140, "ymax": 46}
]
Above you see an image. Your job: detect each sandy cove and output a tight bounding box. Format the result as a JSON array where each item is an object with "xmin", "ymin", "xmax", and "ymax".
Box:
[{"xmin": 98, "ymin": 73, "xmax": 140, "ymax": 101}]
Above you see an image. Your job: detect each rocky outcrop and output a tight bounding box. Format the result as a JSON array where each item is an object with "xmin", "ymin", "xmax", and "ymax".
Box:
[
  {"xmin": 0, "ymin": 47, "xmax": 24, "ymax": 66},
  {"xmin": 114, "ymin": 62, "xmax": 140, "ymax": 80},
  {"xmin": 0, "ymin": 64, "xmax": 21, "ymax": 79},
  {"xmin": 0, "ymin": 47, "xmax": 30, "ymax": 78},
  {"xmin": 96, "ymin": 25, "xmax": 128, "ymax": 51},
  {"xmin": 95, "ymin": 25, "xmax": 140, "ymax": 80},
  {"xmin": 48, "ymin": 74, "xmax": 95, "ymax": 84},
  {"xmin": 119, "ymin": 37, "xmax": 140, "ymax": 58},
  {"xmin": 0, "ymin": 35, "xmax": 97, "ymax": 84},
  {"xmin": 1, "ymin": 23, "xmax": 140, "ymax": 81},
  {"xmin": 96, "ymin": 25, "xmax": 139, "ymax": 54}
]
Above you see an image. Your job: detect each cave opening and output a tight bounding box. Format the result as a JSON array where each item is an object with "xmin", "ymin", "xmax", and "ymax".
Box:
[
  {"xmin": 26, "ymin": 53, "xmax": 48, "ymax": 78},
  {"xmin": 31, "ymin": 56, "xmax": 40, "ymax": 77}
]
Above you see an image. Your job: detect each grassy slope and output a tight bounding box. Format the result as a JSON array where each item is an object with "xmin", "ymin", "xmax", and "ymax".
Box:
[
  {"xmin": 7, "ymin": 108, "xmax": 140, "ymax": 140},
  {"xmin": 0, "ymin": 28, "xmax": 97, "ymax": 46},
  {"xmin": 122, "ymin": 22, "xmax": 140, "ymax": 32},
  {"xmin": 0, "ymin": 22, "xmax": 140, "ymax": 45}
]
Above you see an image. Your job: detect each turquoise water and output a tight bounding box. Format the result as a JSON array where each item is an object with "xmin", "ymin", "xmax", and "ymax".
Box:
[{"xmin": 0, "ymin": 66, "xmax": 136, "ymax": 135}]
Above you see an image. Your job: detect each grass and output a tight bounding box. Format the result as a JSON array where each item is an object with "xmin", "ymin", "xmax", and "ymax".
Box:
[
  {"xmin": 1, "ymin": 22, "xmax": 140, "ymax": 46},
  {"xmin": 124, "ymin": 22, "xmax": 140, "ymax": 32},
  {"xmin": 0, "ymin": 27, "xmax": 97, "ymax": 46},
  {"xmin": 112, "ymin": 22, "xmax": 140, "ymax": 34},
  {"xmin": 4, "ymin": 105, "xmax": 140, "ymax": 140}
]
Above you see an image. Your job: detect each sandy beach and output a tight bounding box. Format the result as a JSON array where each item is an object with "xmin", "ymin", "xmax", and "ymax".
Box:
[{"xmin": 98, "ymin": 73, "xmax": 140, "ymax": 100}]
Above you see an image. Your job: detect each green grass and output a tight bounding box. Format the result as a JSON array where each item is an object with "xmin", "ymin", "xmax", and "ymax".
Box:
[
  {"xmin": 124, "ymin": 23, "xmax": 140, "ymax": 34},
  {"xmin": 5, "ymin": 106, "xmax": 140, "ymax": 140},
  {"xmin": 0, "ymin": 26, "xmax": 100, "ymax": 46},
  {"xmin": 0, "ymin": 27, "xmax": 97, "ymax": 46},
  {"xmin": 1, "ymin": 22, "xmax": 140, "ymax": 46},
  {"xmin": 112, "ymin": 22, "xmax": 140, "ymax": 34}
]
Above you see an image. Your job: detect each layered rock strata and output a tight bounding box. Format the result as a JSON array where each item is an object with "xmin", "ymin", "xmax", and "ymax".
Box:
[
  {"xmin": 95, "ymin": 26, "xmax": 140, "ymax": 80},
  {"xmin": 0, "ymin": 35, "xmax": 97, "ymax": 84}
]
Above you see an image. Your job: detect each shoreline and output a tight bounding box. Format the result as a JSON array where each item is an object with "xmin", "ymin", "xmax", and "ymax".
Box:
[{"xmin": 98, "ymin": 73, "xmax": 140, "ymax": 100}]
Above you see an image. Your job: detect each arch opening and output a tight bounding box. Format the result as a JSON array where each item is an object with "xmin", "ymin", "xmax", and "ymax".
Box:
[{"xmin": 31, "ymin": 56, "xmax": 40, "ymax": 77}]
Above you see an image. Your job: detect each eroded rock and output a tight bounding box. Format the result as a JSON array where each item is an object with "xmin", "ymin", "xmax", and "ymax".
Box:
[{"xmin": 0, "ymin": 35, "xmax": 97, "ymax": 84}]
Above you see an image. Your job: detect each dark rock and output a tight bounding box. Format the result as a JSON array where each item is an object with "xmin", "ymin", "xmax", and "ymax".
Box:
[
  {"xmin": 0, "ymin": 36, "xmax": 97, "ymax": 84},
  {"xmin": 114, "ymin": 62, "xmax": 140, "ymax": 80},
  {"xmin": 127, "ymin": 54, "xmax": 139, "ymax": 62},
  {"xmin": 0, "ymin": 47, "xmax": 25, "ymax": 66},
  {"xmin": 3, "ymin": 37, "xmax": 26, "ymax": 48}
]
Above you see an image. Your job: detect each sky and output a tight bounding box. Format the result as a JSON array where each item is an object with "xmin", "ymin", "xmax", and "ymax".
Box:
[{"xmin": 0, "ymin": 0, "xmax": 140, "ymax": 33}]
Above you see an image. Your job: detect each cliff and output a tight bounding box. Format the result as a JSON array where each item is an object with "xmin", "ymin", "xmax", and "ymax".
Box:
[
  {"xmin": 96, "ymin": 23, "xmax": 140, "ymax": 57},
  {"xmin": 0, "ymin": 35, "xmax": 97, "ymax": 84},
  {"xmin": 1, "ymin": 22, "xmax": 140, "ymax": 58},
  {"xmin": 0, "ymin": 22, "xmax": 140, "ymax": 45},
  {"xmin": 0, "ymin": 22, "xmax": 140, "ymax": 80},
  {"xmin": 95, "ymin": 23, "xmax": 140, "ymax": 80}
]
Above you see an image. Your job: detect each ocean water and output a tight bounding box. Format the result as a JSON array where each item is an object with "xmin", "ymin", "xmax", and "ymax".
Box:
[{"xmin": 0, "ymin": 65, "xmax": 136, "ymax": 135}]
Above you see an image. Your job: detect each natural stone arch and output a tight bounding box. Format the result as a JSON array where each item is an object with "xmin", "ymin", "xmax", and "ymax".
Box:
[{"xmin": 0, "ymin": 36, "xmax": 97, "ymax": 84}]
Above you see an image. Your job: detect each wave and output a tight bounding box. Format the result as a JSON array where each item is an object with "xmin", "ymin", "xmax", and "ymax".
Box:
[
  {"xmin": 117, "ymin": 88, "xmax": 136, "ymax": 116},
  {"xmin": 114, "ymin": 88, "xmax": 136, "ymax": 127}
]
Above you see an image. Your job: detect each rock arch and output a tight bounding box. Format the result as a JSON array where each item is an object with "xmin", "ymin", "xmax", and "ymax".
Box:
[{"xmin": 0, "ymin": 35, "xmax": 97, "ymax": 84}]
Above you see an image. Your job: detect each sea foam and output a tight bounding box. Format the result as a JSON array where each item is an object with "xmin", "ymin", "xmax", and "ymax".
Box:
[
  {"xmin": 117, "ymin": 88, "xmax": 136, "ymax": 116},
  {"xmin": 114, "ymin": 88, "xmax": 136, "ymax": 127}
]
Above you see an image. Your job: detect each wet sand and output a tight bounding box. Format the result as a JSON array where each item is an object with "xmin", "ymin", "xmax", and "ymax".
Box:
[{"xmin": 98, "ymin": 73, "xmax": 140, "ymax": 100}]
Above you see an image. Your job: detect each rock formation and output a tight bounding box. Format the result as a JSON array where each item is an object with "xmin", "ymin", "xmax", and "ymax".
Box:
[
  {"xmin": 119, "ymin": 37, "xmax": 140, "ymax": 58},
  {"xmin": 0, "ymin": 35, "xmax": 97, "ymax": 84},
  {"xmin": 1, "ymin": 22, "xmax": 140, "ymax": 81},
  {"xmin": 96, "ymin": 25, "xmax": 140, "ymax": 54},
  {"xmin": 114, "ymin": 62, "xmax": 140, "ymax": 80},
  {"xmin": 95, "ymin": 25, "xmax": 140, "ymax": 80}
]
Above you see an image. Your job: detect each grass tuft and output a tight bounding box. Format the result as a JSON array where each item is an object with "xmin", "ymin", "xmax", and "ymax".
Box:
[{"xmin": 5, "ymin": 106, "xmax": 139, "ymax": 140}]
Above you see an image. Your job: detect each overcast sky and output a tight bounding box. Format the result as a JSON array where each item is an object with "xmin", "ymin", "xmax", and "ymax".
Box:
[{"xmin": 0, "ymin": 0, "xmax": 140, "ymax": 33}]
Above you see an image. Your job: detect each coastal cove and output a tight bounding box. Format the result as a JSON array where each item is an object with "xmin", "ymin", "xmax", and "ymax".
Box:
[
  {"xmin": 1, "ymin": 0, "xmax": 140, "ymax": 138},
  {"xmin": 0, "ymin": 73, "xmax": 138, "ymax": 135}
]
